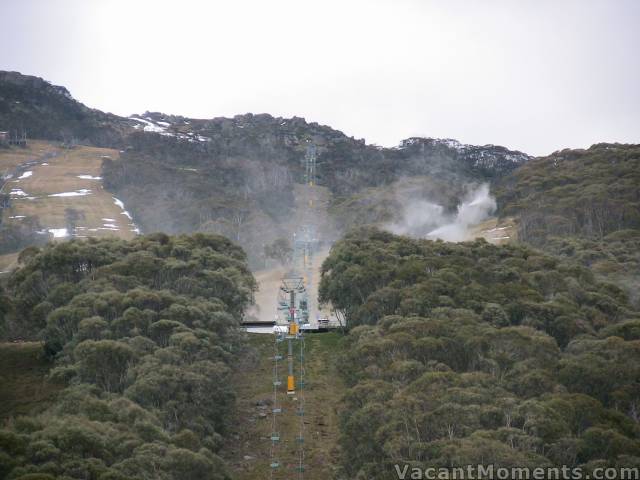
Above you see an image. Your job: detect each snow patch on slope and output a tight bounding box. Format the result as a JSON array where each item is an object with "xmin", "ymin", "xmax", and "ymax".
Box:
[
  {"xmin": 113, "ymin": 197, "xmax": 142, "ymax": 234},
  {"xmin": 49, "ymin": 189, "xmax": 92, "ymax": 197}
]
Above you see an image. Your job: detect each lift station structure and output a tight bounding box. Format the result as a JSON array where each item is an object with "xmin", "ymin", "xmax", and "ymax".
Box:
[{"xmin": 269, "ymin": 143, "xmax": 320, "ymax": 478}]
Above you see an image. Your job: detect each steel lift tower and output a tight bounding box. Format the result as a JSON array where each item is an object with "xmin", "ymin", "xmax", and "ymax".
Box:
[
  {"xmin": 300, "ymin": 143, "xmax": 318, "ymax": 325},
  {"xmin": 270, "ymin": 276, "xmax": 306, "ymax": 478},
  {"xmin": 270, "ymin": 143, "xmax": 320, "ymax": 478}
]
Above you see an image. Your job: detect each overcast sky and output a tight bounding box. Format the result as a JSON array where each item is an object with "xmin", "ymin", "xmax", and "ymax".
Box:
[{"xmin": 1, "ymin": 0, "xmax": 638, "ymax": 156}]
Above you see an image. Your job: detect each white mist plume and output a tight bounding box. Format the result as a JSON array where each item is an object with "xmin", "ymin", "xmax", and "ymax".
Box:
[
  {"xmin": 387, "ymin": 200, "xmax": 447, "ymax": 237},
  {"xmin": 387, "ymin": 184, "xmax": 496, "ymax": 242},
  {"xmin": 427, "ymin": 184, "xmax": 496, "ymax": 241}
]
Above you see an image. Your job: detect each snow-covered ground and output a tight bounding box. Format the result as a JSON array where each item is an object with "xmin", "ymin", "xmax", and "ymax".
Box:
[
  {"xmin": 130, "ymin": 116, "xmax": 170, "ymax": 134},
  {"xmin": 49, "ymin": 189, "xmax": 92, "ymax": 197},
  {"xmin": 10, "ymin": 188, "xmax": 28, "ymax": 197},
  {"xmin": 129, "ymin": 116, "xmax": 211, "ymax": 143},
  {"xmin": 48, "ymin": 228, "xmax": 69, "ymax": 238},
  {"xmin": 113, "ymin": 197, "xmax": 142, "ymax": 234}
]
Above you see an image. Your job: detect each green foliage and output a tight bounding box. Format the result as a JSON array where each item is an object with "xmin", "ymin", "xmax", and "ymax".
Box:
[
  {"xmin": 320, "ymin": 228, "xmax": 633, "ymax": 344},
  {"xmin": 74, "ymin": 340, "xmax": 136, "ymax": 392},
  {"xmin": 0, "ymin": 233, "xmax": 254, "ymax": 479},
  {"xmin": 497, "ymin": 144, "xmax": 640, "ymax": 243},
  {"xmin": 320, "ymin": 228, "xmax": 640, "ymax": 477},
  {"xmin": 541, "ymin": 230, "xmax": 640, "ymax": 308}
]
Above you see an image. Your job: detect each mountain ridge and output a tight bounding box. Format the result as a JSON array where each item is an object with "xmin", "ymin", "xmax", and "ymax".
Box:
[
  {"xmin": 0, "ymin": 71, "xmax": 532, "ymax": 169},
  {"xmin": 0, "ymin": 70, "xmax": 536, "ymax": 267}
]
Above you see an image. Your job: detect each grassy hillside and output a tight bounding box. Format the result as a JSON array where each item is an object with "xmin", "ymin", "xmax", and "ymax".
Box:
[
  {"xmin": 0, "ymin": 140, "xmax": 55, "ymax": 174},
  {"xmin": 1, "ymin": 143, "xmax": 137, "ymax": 238},
  {"xmin": 3, "ymin": 69, "xmax": 638, "ymax": 480},
  {"xmin": 222, "ymin": 333, "xmax": 344, "ymax": 480},
  {"xmin": 0, "ymin": 141, "xmax": 138, "ymax": 269},
  {"xmin": 0, "ymin": 332, "xmax": 348, "ymax": 479}
]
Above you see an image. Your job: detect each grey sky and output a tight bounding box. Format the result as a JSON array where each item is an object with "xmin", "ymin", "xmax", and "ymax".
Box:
[{"xmin": 1, "ymin": 0, "xmax": 638, "ymax": 156}]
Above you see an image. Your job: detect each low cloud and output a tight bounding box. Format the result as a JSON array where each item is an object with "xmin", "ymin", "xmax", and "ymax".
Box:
[{"xmin": 386, "ymin": 184, "xmax": 496, "ymax": 242}]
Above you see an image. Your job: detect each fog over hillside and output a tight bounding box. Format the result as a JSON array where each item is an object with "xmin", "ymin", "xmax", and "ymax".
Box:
[
  {"xmin": 387, "ymin": 183, "xmax": 497, "ymax": 241},
  {"xmin": 0, "ymin": 70, "xmax": 535, "ymax": 268}
]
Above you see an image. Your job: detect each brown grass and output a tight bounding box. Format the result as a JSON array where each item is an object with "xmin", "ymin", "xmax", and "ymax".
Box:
[
  {"xmin": 0, "ymin": 142, "xmax": 137, "ymax": 241},
  {"xmin": 0, "ymin": 140, "xmax": 57, "ymax": 174},
  {"xmin": 471, "ymin": 216, "xmax": 517, "ymax": 244},
  {"xmin": 222, "ymin": 332, "xmax": 344, "ymax": 480}
]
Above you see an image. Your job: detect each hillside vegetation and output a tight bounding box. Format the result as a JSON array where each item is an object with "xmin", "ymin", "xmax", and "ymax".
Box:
[
  {"xmin": 319, "ymin": 228, "xmax": 640, "ymax": 478},
  {"xmin": 0, "ymin": 71, "xmax": 130, "ymax": 146},
  {"xmin": 497, "ymin": 143, "xmax": 640, "ymax": 244},
  {"xmin": 0, "ymin": 233, "xmax": 255, "ymax": 479},
  {"xmin": 102, "ymin": 118, "xmax": 529, "ymax": 267},
  {"xmin": 1, "ymin": 71, "xmax": 532, "ymax": 267},
  {"xmin": 2, "ymin": 69, "xmax": 639, "ymax": 480},
  {"xmin": 496, "ymin": 143, "xmax": 640, "ymax": 306}
]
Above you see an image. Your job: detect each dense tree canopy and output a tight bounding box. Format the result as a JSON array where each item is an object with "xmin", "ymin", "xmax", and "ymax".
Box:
[
  {"xmin": 319, "ymin": 228, "xmax": 640, "ymax": 478},
  {"xmin": 496, "ymin": 143, "xmax": 640, "ymax": 245},
  {"xmin": 496, "ymin": 144, "xmax": 640, "ymax": 308},
  {"xmin": 538, "ymin": 230, "xmax": 640, "ymax": 309},
  {"xmin": 0, "ymin": 233, "xmax": 255, "ymax": 480}
]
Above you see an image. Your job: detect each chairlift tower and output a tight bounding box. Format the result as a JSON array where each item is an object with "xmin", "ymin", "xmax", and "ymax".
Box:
[
  {"xmin": 270, "ymin": 143, "xmax": 319, "ymax": 478},
  {"xmin": 303, "ymin": 143, "xmax": 317, "ymax": 188},
  {"xmin": 271, "ymin": 275, "xmax": 306, "ymax": 478}
]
